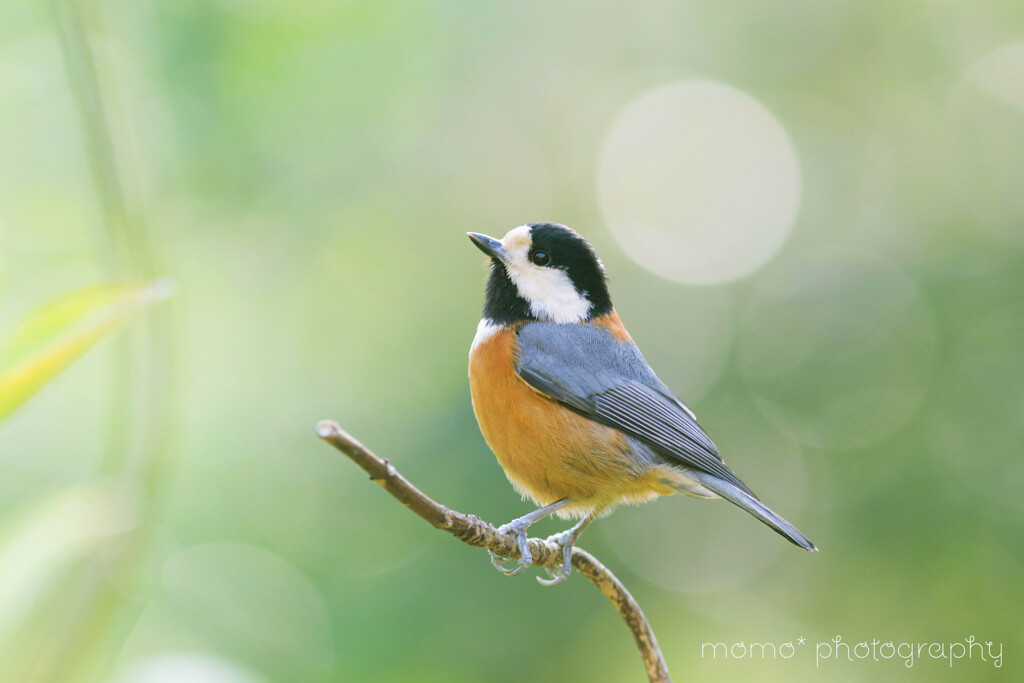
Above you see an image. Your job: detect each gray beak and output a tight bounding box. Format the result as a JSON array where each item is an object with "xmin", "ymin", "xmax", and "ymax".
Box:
[{"xmin": 467, "ymin": 232, "xmax": 507, "ymax": 262}]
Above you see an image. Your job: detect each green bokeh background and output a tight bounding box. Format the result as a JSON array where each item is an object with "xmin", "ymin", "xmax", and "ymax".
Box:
[{"xmin": 2, "ymin": 1, "xmax": 1023, "ymax": 681}]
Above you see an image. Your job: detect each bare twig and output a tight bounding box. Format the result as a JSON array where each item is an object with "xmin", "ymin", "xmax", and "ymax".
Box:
[{"xmin": 316, "ymin": 419, "xmax": 671, "ymax": 683}]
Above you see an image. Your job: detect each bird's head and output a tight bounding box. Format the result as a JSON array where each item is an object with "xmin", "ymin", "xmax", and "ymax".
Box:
[{"xmin": 468, "ymin": 223, "xmax": 612, "ymax": 325}]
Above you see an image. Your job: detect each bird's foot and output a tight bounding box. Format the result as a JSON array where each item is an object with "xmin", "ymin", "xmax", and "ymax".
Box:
[
  {"xmin": 489, "ymin": 521, "xmax": 532, "ymax": 576},
  {"xmin": 537, "ymin": 528, "xmax": 576, "ymax": 586}
]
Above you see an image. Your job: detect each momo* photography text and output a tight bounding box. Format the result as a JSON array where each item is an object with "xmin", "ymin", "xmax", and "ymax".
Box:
[{"xmin": 701, "ymin": 635, "xmax": 1003, "ymax": 669}]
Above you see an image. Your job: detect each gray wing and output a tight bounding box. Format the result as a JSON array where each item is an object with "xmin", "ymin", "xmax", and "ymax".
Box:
[{"xmin": 515, "ymin": 322, "xmax": 756, "ymax": 497}]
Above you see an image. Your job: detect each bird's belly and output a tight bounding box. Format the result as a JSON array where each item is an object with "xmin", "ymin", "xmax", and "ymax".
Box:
[{"xmin": 469, "ymin": 326, "xmax": 674, "ymax": 514}]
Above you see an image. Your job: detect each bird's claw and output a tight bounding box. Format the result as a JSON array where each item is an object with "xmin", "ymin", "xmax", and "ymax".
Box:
[
  {"xmin": 489, "ymin": 523, "xmax": 532, "ymax": 576},
  {"xmin": 488, "ymin": 550, "xmax": 530, "ymax": 576},
  {"xmin": 536, "ymin": 529, "xmax": 575, "ymax": 586}
]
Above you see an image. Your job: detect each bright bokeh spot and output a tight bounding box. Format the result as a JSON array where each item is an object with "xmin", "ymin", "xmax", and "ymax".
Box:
[
  {"xmin": 967, "ymin": 42, "xmax": 1024, "ymax": 110},
  {"xmin": 953, "ymin": 43, "xmax": 1024, "ymax": 246},
  {"xmin": 597, "ymin": 80, "xmax": 801, "ymax": 285},
  {"xmin": 112, "ymin": 653, "xmax": 265, "ymax": 683}
]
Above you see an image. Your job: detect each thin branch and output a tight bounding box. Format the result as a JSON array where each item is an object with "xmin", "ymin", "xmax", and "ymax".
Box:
[{"xmin": 316, "ymin": 420, "xmax": 671, "ymax": 683}]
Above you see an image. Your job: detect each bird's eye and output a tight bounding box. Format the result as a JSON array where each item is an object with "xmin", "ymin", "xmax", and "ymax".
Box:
[{"xmin": 531, "ymin": 251, "xmax": 551, "ymax": 266}]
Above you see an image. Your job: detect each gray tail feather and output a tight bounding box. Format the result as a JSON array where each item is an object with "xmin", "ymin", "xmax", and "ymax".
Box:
[{"xmin": 691, "ymin": 472, "xmax": 818, "ymax": 552}]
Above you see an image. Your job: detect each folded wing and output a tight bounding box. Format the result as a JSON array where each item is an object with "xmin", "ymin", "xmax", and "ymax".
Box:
[{"xmin": 514, "ymin": 322, "xmax": 756, "ymax": 497}]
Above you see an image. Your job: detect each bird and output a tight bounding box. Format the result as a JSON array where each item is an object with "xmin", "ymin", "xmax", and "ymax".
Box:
[{"xmin": 467, "ymin": 222, "xmax": 816, "ymax": 585}]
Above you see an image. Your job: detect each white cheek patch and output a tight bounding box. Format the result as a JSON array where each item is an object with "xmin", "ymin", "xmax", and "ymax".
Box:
[
  {"xmin": 500, "ymin": 225, "xmax": 592, "ymax": 324},
  {"xmin": 510, "ymin": 266, "xmax": 591, "ymax": 323}
]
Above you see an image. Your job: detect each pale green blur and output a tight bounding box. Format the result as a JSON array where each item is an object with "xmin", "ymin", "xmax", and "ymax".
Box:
[{"xmin": 1, "ymin": 1, "xmax": 1022, "ymax": 682}]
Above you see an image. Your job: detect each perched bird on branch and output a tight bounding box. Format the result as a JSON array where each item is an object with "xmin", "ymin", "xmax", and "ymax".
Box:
[{"xmin": 467, "ymin": 223, "xmax": 816, "ymax": 585}]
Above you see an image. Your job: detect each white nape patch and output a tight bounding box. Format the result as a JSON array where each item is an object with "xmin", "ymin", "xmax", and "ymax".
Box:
[
  {"xmin": 500, "ymin": 225, "xmax": 591, "ymax": 324},
  {"xmin": 470, "ymin": 318, "xmax": 501, "ymax": 354}
]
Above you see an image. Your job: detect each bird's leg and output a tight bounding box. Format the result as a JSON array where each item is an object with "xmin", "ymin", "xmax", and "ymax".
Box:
[
  {"xmin": 489, "ymin": 499, "xmax": 571, "ymax": 576},
  {"xmin": 537, "ymin": 509, "xmax": 600, "ymax": 586}
]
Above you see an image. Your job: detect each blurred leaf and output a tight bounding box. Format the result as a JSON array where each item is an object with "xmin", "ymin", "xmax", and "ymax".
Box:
[{"xmin": 0, "ymin": 280, "xmax": 174, "ymax": 424}]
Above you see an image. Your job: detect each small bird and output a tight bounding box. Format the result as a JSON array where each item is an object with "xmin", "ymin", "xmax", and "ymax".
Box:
[{"xmin": 467, "ymin": 223, "xmax": 816, "ymax": 585}]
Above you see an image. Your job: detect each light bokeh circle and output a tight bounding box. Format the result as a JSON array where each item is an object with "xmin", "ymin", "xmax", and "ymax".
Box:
[
  {"xmin": 966, "ymin": 42, "xmax": 1024, "ymax": 111},
  {"xmin": 112, "ymin": 653, "xmax": 266, "ymax": 683},
  {"xmin": 597, "ymin": 80, "xmax": 802, "ymax": 285},
  {"xmin": 952, "ymin": 42, "xmax": 1024, "ymax": 246},
  {"xmin": 737, "ymin": 248, "xmax": 937, "ymax": 453}
]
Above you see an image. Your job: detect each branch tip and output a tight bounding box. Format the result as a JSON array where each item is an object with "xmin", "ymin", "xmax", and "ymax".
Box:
[{"xmin": 316, "ymin": 419, "xmax": 339, "ymax": 439}]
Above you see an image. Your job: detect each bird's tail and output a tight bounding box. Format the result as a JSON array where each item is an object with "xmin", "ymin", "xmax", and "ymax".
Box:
[{"xmin": 690, "ymin": 472, "xmax": 817, "ymax": 551}]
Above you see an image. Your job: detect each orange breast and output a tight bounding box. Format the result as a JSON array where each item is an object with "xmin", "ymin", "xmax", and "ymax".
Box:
[{"xmin": 469, "ymin": 322, "xmax": 674, "ymax": 514}]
